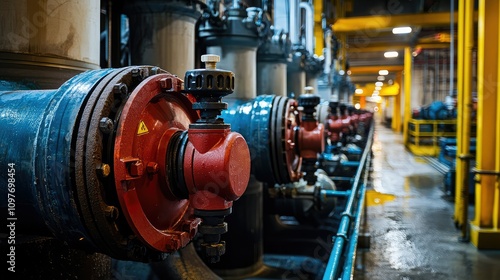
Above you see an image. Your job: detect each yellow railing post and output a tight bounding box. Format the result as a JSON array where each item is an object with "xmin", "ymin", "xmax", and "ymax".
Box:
[
  {"xmin": 470, "ymin": 0, "xmax": 500, "ymax": 249},
  {"xmin": 403, "ymin": 47, "xmax": 412, "ymax": 146}
]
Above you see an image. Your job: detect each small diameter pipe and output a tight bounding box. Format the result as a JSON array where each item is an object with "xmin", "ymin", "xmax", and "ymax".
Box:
[
  {"xmin": 320, "ymin": 190, "xmax": 352, "ymax": 198},
  {"xmin": 322, "ymin": 121, "xmax": 374, "ymax": 280},
  {"xmin": 341, "ymin": 184, "xmax": 366, "ymax": 280},
  {"xmin": 342, "ymin": 150, "xmax": 371, "ymax": 279},
  {"xmin": 300, "ymin": 2, "xmax": 314, "ymax": 54}
]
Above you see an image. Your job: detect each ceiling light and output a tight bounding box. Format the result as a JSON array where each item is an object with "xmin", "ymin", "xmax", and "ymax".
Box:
[
  {"xmin": 378, "ymin": 70, "xmax": 389, "ymax": 75},
  {"xmin": 375, "ymin": 86, "xmax": 382, "ymax": 91},
  {"xmin": 377, "ymin": 76, "xmax": 385, "ymax": 81},
  {"xmin": 375, "ymin": 82, "xmax": 383, "ymax": 87},
  {"xmin": 355, "ymin": 88, "xmax": 363, "ymax": 94},
  {"xmin": 384, "ymin": 51, "xmax": 399, "ymax": 58},
  {"xmin": 354, "ymin": 103, "xmax": 361, "ymax": 110},
  {"xmin": 392, "ymin": 27, "xmax": 412, "ymax": 34},
  {"xmin": 339, "ymin": 70, "xmax": 345, "ymax": 75}
]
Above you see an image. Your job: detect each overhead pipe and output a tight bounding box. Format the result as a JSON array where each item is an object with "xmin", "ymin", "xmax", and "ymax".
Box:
[{"xmin": 300, "ymin": 2, "xmax": 314, "ymax": 55}]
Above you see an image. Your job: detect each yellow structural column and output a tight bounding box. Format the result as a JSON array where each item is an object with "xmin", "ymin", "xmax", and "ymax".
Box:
[
  {"xmin": 402, "ymin": 47, "xmax": 412, "ymax": 146},
  {"xmin": 470, "ymin": 0, "xmax": 500, "ymax": 249},
  {"xmin": 454, "ymin": 0, "xmax": 464, "ymax": 225},
  {"xmin": 314, "ymin": 0, "xmax": 324, "ymax": 57},
  {"xmin": 392, "ymin": 72, "xmax": 403, "ymax": 133}
]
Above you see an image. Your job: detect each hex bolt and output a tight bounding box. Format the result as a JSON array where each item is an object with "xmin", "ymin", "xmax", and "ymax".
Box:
[
  {"xmin": 146, "ymin": 162, "xmax": 159, "ymax": 175},
  {"xmin": 99, "ymin": 117, "xmax": 114, "ymax": 134},
  {"xmin": 201, "ymin": 54, "xmax": 220, "ymax": 69},
  {"xmin": 97, "ymin": 163, "xmax": 111, "ymax": 177},
  {"xmin": 105, "ymin": 206, "xmax": 119, "ymax": 220},
  {"xmin": 113, "ymin": 83, "xmax": 128, "ymax": 98}
]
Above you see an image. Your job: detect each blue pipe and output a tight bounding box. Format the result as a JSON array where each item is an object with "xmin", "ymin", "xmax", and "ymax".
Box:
[
  {"xmin": 0, "ymin": 69, "xmax": 114, "ymax": 241},
  {"xmin": 321, "ymin": 190, "xmax": 351, "ymax": 197},
  {"xmin": 222, "ymin": 95, "xmax": 294, "ymax": 184},
  {"xmin": 341, "ymin": 183, "xmax": 367, "ymax": 280},
  {"xmin": 322, "ymin": 121, "xmax": 374, "ymax": 280}
]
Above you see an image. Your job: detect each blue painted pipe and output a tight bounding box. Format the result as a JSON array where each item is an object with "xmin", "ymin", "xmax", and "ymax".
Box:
[
  {"xmin": 321, "ymin": 189, "xmax": 351, "ymax": 198},
  {"xmin": 341, "ymin": 184, "xmax": 367, "ymax": 280},
  {"xmin": 0, "ymin": 69, "xmax": 114, "ymax": 242},
  {"xmin": 222, "ymin": 95, "xmax": 295, "ymax": 184},
  {"xmin": 323, "ymin": 121, "xmax": 374, "ymax": 280}
]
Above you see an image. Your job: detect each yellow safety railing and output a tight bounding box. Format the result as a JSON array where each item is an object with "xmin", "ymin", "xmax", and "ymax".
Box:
[{"xmin": 406, "ymin": 119, "xmax": 457, "ymax": 156}]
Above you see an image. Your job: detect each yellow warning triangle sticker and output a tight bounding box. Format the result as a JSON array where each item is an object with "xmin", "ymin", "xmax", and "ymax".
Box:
[{"xmin": 137, "ymin": 121, "xmax": 149, "ymax": 135}]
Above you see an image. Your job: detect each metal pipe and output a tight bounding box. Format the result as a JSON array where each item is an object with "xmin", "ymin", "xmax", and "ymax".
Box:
[
  {"xmin": 124, "ymin": 0, "xmax": 202, "ymax": 78},
  {"xmin": 341, "ymin": 184, "xmax": 367, "ymax": 280},
  {"xmin": 0, "ymin": 0, "xmax": 100, "ymax": 88},
  {"xmin": 342, "ymin": 149, "xmax": 372, "ymax": 280},
  {"xmin": 324, "ymin": 29, "xmax": 332, "ymax": 75},
  {"xmin": 300, "ymin": 2, "xmax": 314, "ymax": 54},
  {"xmin": 273, "ymin": 0, "xmax": 289, "ymax": 35},
  {"xmin": 321, "ymin": 190, "xmax": 351, "ymax": 197},
  {"xmin": 323, "ymin": 121, "xmax": 374, "ymax": 279}
]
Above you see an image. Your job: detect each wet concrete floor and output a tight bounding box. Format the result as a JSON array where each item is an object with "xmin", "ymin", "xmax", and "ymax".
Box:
[{"xmin": 354, "ymin": 122, "xmax": 500, "ymax": 280}]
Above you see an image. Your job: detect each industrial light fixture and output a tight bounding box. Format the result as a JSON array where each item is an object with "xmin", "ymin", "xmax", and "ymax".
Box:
[
  {"xmin": 384, "ymin": 51, "xmax": 399, "ymax": 58},
  {"xmin": 375, "ymin": 86, "xmax": 382, "ymax": 91},
  {"xmin": 355, "ymin": 88, "xmax": 363, "ymax": 94},
  {"xmin": 378, "ymin": 70, "xmax": 389, "ymax": 75},
  {"xmin": 377, "ymin": 76, "xmax": 385, "ymax": 81},
  {"xmin": 375, "ymin": 81, "xmax": 383, "ymax": 87},
  {"xmin": 392, "ymin": 26, "xmax": 412, "ymax": 34}
]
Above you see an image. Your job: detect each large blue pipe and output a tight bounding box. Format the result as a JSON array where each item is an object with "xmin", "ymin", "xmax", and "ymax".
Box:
[{"xmin": 0, "ymin": 69, "xmax": 114, "ymax": 241}]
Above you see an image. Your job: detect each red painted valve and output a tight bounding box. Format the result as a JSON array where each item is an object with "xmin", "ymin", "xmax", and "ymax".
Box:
[
  {"xmin": 296, "ymin": 87, "xmax": 325, "ymax": 185},
  {"xmin": 326, "ymin": 102, "xmax": 343, "ymax": 144},
  {"xmin": 112, "ymin": 57, "xmax": 250, "ymax": 261},
  {"xmin": 183, "ymin": 54, "xmax": 250, "ymax": 263}
]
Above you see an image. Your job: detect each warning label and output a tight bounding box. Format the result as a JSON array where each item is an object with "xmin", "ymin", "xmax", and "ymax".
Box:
[{"xmin": 137, "ymin": 121, "xmax": 149, "ymax": 135}]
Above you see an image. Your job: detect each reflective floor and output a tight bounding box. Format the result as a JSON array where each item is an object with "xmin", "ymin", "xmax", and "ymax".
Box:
[{"xmin": 354, "ymin": 122, "xmax": 500, "ymax": 280}]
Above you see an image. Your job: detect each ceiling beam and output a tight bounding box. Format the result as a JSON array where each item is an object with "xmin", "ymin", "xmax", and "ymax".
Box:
[
  {"xmin": 349, "ymin": 65, "xmax": 404, "ymax": 75},
  {"xmin": 332, "ymin": 11, "xmax": 477, "ymax": 33},
  {"xmin": 346, "ymin": 43, "xmax": 452, "ymax": 53}
]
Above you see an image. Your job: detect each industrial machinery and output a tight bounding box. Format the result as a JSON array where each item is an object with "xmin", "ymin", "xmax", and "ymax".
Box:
[
  {"xmin": 0, "ymin": 1, "xmax": 375, "ymax": 279},
  {"xmin": 0, "ymin": 58, "xmax": 251, "ymax": 276}
]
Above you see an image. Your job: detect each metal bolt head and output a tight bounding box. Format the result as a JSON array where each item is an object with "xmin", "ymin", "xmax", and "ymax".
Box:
[
  {"xmin": 201, "ymin": 54, "xmax": 220, "ymax": 69},
  {"xmin": 113, "ymin": 83, "xmax": 129, "ymax": 99},
  {"xmin": 99, "ymin": 117, "xmax": 114, "ymax": 134},
  {"xmin": 97, "ymin": 163, "xmax": 111, "ymax": 177},
  {"xmin": 105, "ymin": 206, "xmax": 119, "ymax": 220},
  {"xmin": 146, "ymin": 162, "xmax": 159, "ymax": 174}
]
